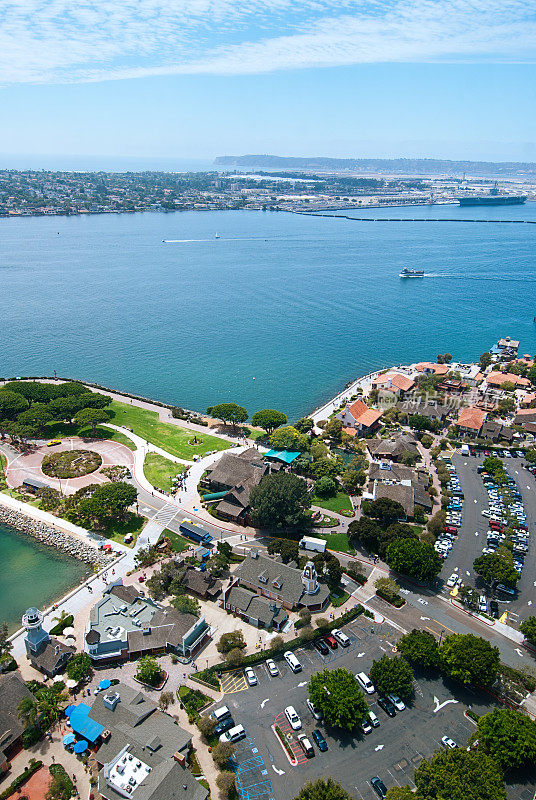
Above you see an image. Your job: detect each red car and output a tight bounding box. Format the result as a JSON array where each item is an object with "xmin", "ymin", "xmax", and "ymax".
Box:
[
  {"xmin": 445, "ymin": 526, "xmax": 458, "ymax": 535},
  {"xmin": 324, "ymin": 634, "xmax": 338, "ymax": 650}
]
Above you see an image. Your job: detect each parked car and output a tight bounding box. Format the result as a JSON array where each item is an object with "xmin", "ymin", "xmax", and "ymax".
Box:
[
  {"xmin": 368, "ymin": 710, "xmax": 380, "ymax": 728},
  {"xmin": 361, "ymin": 717, "xmax": 373, "ymax": 734},
  {"xmin": 266, "ymin": 659, "xmax": 279, "ymax": 677},
  {"xmin": 478, "ymin": 596, "xmax": 487, "ymax": 613},
  {"xmin": 312, "ymin": 729, "xmax": 328, "ymax": 752},
  {"xmin": 285, "ymin": 706, "xmax": 302, "ymax": 730},
  {"xmin": 441, "ymin": 736, "xmax": 457, "ymax": 749},
  {"xmin": 324, "ymin": 634, "xmax": 338, "ymax": 650},
  {"xmin": 314, "ymin": 639, "xmax": 329, "ymax": 656},
  {"xmin": 297, "ymin": 733, "xmax": 315, "ymax": 757},
  {"xmin": 332, "ymin": 628, "xmax": 350, "ymax": 647},
  {"xmin": 371, "ymin": 777, "xmax": 388, "ymax": 799},
  {"xmin": 387, "ymin": 694, "xmax": 406, "ymax": 711},
  {"xmin": 220, "ymin": 724, "xmax": 246, "ymax": 743},
  {"xmin": 244, "ymin": 667, "xmax": 257, "ymax": 686},
  {"xmin": 214, "ymin": 716, "xmax": 235, "ymax": 737},
  {"xmin": 307, "ymin": 699, "xmax": 323, "ymax": 721},
  {"xmin": 284, "ymin": 651, "xmax": 302, "ymax": 673},
  {"xmin": 446, "ymin": 573, "xmax": 460, "ymax": 588},
  {"xmin": 489, "ymin": 600, "xmax": 499, "ymax": 618},
  {"xmin": 377, "ymin": 696, "xmax": 396, "ymax": 717}
]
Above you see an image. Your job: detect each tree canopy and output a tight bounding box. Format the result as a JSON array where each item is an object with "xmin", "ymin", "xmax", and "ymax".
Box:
[
  {"xmin": 0, "ymin": 390, "xmax": 29, "ymax": 419},
  {"xmin": 73, "ymin": 407, "xmax": 110, "ymax": 433},
  {"xmin": 439, "ymin": 633, "xmax": 500, "ymax": 686},
  {"xmin": 363, "ymin": 497, "xmax": 406, "ymax": 525},
  {"xmin": 397, "ymin": 629, "xmax": 440, "ymax": 669},
  {"xmin": 369, "ymin": 655, "xmax": 414, "ymax": 700},
  {"xmin": 348, "ymin": 517, "xmax": 382, "ymax": 552},
  {"xmin": 386, "ymin": 539, "xmax": 443, "ymax": 581},
  {"xmin": 250, "ymin": 409, "xmax": 287, "ymax": 434},
  {"xmin": 269, "ymin": 425, "xmax": 309, "ymax": 452},
  {"xmin": 414, "ymin": 748, "xmax": 506, "ymax": 800},
  {"xmin": 293, "ymin": 778, "xmax": 353, "ymax": 800},
  {"xmin": 308, "ymin": 668, "xmax": 368, "ymax": 730},
  {"xmin": 519, "ymin": 615, "xmax": 536, "ymax": 647},
  {"xmin": 207, "ymin": 402, "xmax": 248, "ymax": 431},
  {"xmin": 477, "ymin": 708, "xmax": 536, "ymax": 772},
  {"xmin": 473, "ymin": 549, "xmax": 519, "ymax": 589},
  {"xmin": 249, "ymin": 472, "xmax": 310, "ymax": 529},
  {"xmin": 66, "ymin": 652, "xmax": 92, "ymax": 682}
]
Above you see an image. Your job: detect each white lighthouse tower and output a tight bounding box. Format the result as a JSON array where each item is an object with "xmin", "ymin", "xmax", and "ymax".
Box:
[
  {"xmin": 301, "ymin": 561, "xmax": 319, "ymax": 595},
  {"xmin": 22, "ymin": 607, "xmax": 50, "ymax": 655}
]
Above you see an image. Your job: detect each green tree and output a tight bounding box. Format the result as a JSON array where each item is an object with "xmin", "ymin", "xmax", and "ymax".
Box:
[
  {"xmin": 314, "ymin": 476, "xmax": 337, "ymax": 498},
  {"xmin": 159, "ymin": 691, "xmax": 174, "ymax": 711},
  {"xmin": 477, "ymin": 708, "xmax": 536, "ymax": 771},
  {"xmin": 308, "ymin": 668, "xmax": 367, "ymax": 730},
  {"xmin": 17, "ymin": 403, "xmax": 52, "ymax": 434},
  {"xmin": 136, "ymin": 655, "xmax": 163, "ymax": 687},
  {"xmin": 0, "ymin": 621, "xmax": 12, "ymax": 656},
  {"xmin": 0, "ymin": 390, "xmax": 29, "ymax": 419},
  {"xmin": 427, "ymin": 509, "xmax": 446, "ymax": 538},
  {"xmin": 207, "ymin": 402, "xmax": 248, "ymax": 432},
  {"xmin": 348, "ymin": 517, "xmax": 382, "ymax": 552},
  {"xmin": 386, "ymin": 788, "xmax": 421, "ymax": 800},
  {"xmin": 269, "ymin": 425, "xmax": 309, "ymax": 452},
  {"xmin": 66, "ymin": 653, "xmax": 92, "ymax": 682},
  {"xmin": 397, "ymin": 629, "xmax": 440, "ymax": 669},
  {"xmin": 480, "ymin": 352, "xmax": 492, "ymax": 370},
  {"xmin": 251, "ymin": 409, "xmax": 287, "ymax": 434},
  {"xmin": 473, "ymin": 549, "xmax": 518, "ymax": 589},
  {"xmin": 77, "ymin": 392, "xmax": 112, "ymax": 409},
  {"xmin": 525, "ymin": 447, "xmax": 536, "ymax": 464},
  {"xmin": 73, "ymin": 407, "xmax": 109, "ymax": 433},
  {"xmin": 36, "ymin": 486, "xmax": 62, "ymax": 511},
  {"xmin": 216, "ymin": 771, "xmax": 236, "ymax": 799},
  {"xmin": 294, "ymin": 417, "xmax": 314, "ymax": 433},
  {"xmin": 293, "ymin": 778, "xmax": 353, "ymax": 800},
  {"xmin": 171, "ymin": 595, "xmax": 200, "ymax": 616},
  {"xmin": 377, "ymin": 523, "xmax": 418, "ymax": 558},
  {"xmin": 217, "ymin": 631, "xmax": 246, "ymax": 653},
  {"xmin": 386, "ymin": 539, "xmax": 442, "ymax": 581},
  {"xmin": 369, "ymin": 655, "xmax": 414, "ymax": 699},
  {"xmin": 483, "ymin": 456, "xmax": 503, "ymax": 474},
  {"xmin": 17, "ymin": 696, "xmax": 38, "ymax": 729},
  {"xmin": 415, "ymin": 748, "xmax": 506, "ymax": 800},
  {"xmin": 459, "ymin": 585, "xmax": 480, "ymax": 611},
  {"xmin": 374, "ymin": 576, "xmax": 400, "ymax": 601},
  {"xmin": 197, "ymin": 715, "xmax": 217, "ymax": 738},
  {"xmin": 340, "ymin": 468, "xmax": 366, "ymax": 494},
  {"xmin": 520, "ymin": 615, "xmax": 536, "ymax": 647},
  {"xmin": 323, "ymin": 419, "xmax": 343, "ymax": 442},
  {"xmin": 363, "ymin": 497, "xmax": 406, "ymax": 524},
  {"xmin": 439, "ymin": 633, "xmax": 500, "ymax": 686},
  {"xmin": 76, "ymin": 481, "xmax": 137, "ymax": 525},
  {"xmin": 211, "ymin": 741, "xmax": 236, "ymax": 766},
  {"xmin": 226, "ymin": 647, "xmax": 245, "ymax": 667},
  {"xmin": 310, "ymin": 456, "xmax": 342, "ymax": 480},
  {"xmin": 310, "ymin": 439, "xmax": 328, "ymax": 460},
  {"xmin": 250, "ymin": 472, "xmax": 311, "ymax": 529},
  {"xmin": 46, "ymin": 395, "xmax": 85, "ymax": 421}
]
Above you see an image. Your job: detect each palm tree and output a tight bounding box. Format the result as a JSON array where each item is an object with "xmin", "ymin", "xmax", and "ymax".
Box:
[
  {"xmin": 52, "ymin": 609, "xmax": 69, "ymax": 628},
  {"xmin": 17, "ymin": 696, "xmax": 37, "ymax": 729}
]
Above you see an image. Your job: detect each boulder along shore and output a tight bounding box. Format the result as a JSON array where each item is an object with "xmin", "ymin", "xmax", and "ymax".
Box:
[{"xmin": 0, "ymin": 506, "xmax": 111, "ymax": 568}]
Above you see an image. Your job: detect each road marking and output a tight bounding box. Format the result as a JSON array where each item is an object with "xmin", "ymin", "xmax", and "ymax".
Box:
[
  {"xmin": 418, "ymin": 599, "xmax": 428, "ymax": 605},
  {"xmin": 515, "ymin": 648, "xmax": 524, "ymax": 657},
  {"xmin": 433, "ymin": 696, "xmax": 459, "ymax": 713},
  {"xmin": 420, "ymin": 616, "xmax": 431, "ymax": 621},
  {"xmin": 375, "ymin": 744, "xmax": 384, "ymax": 751},
  {"xmin": 357, "ymin": 652, "xmax": 365, "ymax": 658},
  {"xmin": 272, "ymin": 766, "xmax": 285, "ymax": 775},
  {"xmin": 296, "ymin": 681, "xmax": 307, "ymax": 688},
  {"xmin": 261, "ymin": 699, "xmax": 270, "ymax": 709}
]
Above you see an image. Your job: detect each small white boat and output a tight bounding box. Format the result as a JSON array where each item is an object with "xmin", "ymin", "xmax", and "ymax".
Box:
[
  {"xmin": 399, "ymin": 268, "xmax": 425, "ymax": 278},
  {"xmin": 215, "ymin": 232, "xmax": 220, "ymax": 239}
]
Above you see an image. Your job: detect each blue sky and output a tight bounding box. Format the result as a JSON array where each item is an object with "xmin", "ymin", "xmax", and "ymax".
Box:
[{"xmin": 1, "ymin": 0, "xmax": 535, "ymax": 163}]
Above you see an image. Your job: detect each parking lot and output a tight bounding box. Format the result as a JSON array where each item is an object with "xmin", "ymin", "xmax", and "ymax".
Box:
[
  {"xmin": 439, "ymin": 453, "xmax": 535, "ymax": 620},
  {"xmin": 214, "ymin": 616, "xmax": 533, "ymax": 800}
]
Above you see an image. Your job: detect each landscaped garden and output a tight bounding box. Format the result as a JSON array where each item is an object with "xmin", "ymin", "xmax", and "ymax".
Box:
[
  {"xmin": 107, "ymin": 400, "xmax": 231, "ymax": 459},
  {"xmin": 160, "ymin": 529, "xmax": 190, "ymax": 552},
  {"xmin": 310, "ymin": 489, "xmax": 353, "ymax": 514},
  {"xmin": 143, "ymin": 452, "xmax": 185, "ymax": 491},
  {"xmin": 42, "ymin": 449, "xmax": 102, "ymax": 478}
]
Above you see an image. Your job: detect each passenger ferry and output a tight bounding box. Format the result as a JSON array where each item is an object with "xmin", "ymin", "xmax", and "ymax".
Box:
[{"xmin": 399, "ymin": 268, "xmax": 425, "ymax": 278}]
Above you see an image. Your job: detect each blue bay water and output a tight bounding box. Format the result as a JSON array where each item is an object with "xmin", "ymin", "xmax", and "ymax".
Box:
[
  {"xmin": 1, "ymin": 203, "xmax": 536, "ymax": 420},
  {"xmin": 0, "ymin": 522, "xmax": 90, "ymax": 631}
]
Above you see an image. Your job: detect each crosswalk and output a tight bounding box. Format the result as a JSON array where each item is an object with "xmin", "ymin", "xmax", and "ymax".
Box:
[{"xmin": 152, "ymin": 503, "xmax": 179, "ymax": 526}]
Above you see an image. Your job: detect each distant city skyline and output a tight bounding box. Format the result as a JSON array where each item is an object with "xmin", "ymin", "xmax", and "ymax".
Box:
[{"xmin": 0, "ymin": 0, "xmax": 535, "ymax": 164}]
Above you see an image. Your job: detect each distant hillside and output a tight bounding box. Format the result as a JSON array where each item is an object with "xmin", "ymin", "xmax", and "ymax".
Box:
[{"xmin": 215, "ymin": 155, "xmax": 536, "ymax": 177}]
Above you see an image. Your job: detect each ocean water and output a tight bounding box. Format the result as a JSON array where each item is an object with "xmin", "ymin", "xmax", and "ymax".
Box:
[
  {"xmin": 1, "ymin": 203, "xmax": 536, "ymax": 420},
  {"xmin": 0, "ymin": 522, "xmax": 90, "ymax": 631}
]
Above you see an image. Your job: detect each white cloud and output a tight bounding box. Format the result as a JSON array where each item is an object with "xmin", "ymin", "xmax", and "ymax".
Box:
[{"xmin": 0, "ymin": 0, "xmax": 535, "ymax": 84}]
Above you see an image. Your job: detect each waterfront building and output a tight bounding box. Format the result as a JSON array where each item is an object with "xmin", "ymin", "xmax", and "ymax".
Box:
[
  {"xmin": 84, "ymin": 582, "xmax": 210, "ymax": 664},
  {"xmin": 22, "ymin": 607, "xmax": 74, "ymax": 677},
  {"xmin": 366, "ymin": 433, "xmax": 420, "ymax": 462},
  {"xmin": 456, "ymin": 406, "xmax": 487, "ymax": 438},
  {"xmin": 336, "ymin": 399, "xmax": 383, "ymax": 436},
  {"xmin": 0, "ymin": 672, "xmax": 35, "ymax": 771}
]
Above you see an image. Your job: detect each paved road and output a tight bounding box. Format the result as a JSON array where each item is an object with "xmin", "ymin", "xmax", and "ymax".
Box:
[{"xmin": 217, "ymin": 616, "xmax": 533, "ymax": 800}]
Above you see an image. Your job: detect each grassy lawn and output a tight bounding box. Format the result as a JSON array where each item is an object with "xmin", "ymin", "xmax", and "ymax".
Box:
[
  {"xmin": 143, "ymin": 452, "xmax": 185, "ymax": 492},
  {"xmin": 107, "ymin": 401, "xmax": 231, "ymax": 460},
  {"xmin": 310, "ymin": 491, "xmax": 353, "ymax": 513},
  {"xmin": 97, "ymin": 512, "xmax": 147, "ymax": 547},
  {"xmin": 330, "ymin": 588, "xmax": 350, "ymax": 607},
  {"xmin": 44, "ymin": 421, "xmax": 137, "ymax": 451},
  {"xmin": 244, "ymin": 427, "xmax": 268, "ymax": 442},
  {"xmin": 160, "ymin": 528, "xmax": 190, "ymax": 552},
  {"xmin": 316, "ymin": 531, "xmax": 353, "ymax": 553}
]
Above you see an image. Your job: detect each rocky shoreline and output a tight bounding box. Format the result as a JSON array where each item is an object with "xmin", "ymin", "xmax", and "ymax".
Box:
[{"xmin": 0, "ymin": 506, "xmax": 111, "ymax": 567}]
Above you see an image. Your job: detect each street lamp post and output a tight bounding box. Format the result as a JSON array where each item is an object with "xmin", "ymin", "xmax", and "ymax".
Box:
[{"xmin": 439, "ymin": 628, "xmax": 446, "ymax": 646}]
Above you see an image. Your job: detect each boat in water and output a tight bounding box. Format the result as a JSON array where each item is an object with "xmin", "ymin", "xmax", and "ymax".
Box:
[
  {"xmin": 457, "ymin": 195, "xmax": 526, "ymax": 207},
  {"xmin": 399, "ymin": 268, "xmax": 425, "ymax": 278},
  {"xmin": 215, "ymin": 232, "xmax": 220, "ymax": 239}
]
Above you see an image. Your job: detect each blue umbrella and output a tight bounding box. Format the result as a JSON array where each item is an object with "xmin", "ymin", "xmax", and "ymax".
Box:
[
  {"xmin": 98, "ymin": 679, "xmax": 111, "ymax": 690},
  {"xmin": 63, "ymin": 733, "xmax": 76, "ymax": 745},
  {"xmin": 64, "ymin": 705, "xmax": 76, "ymax": 717},
  {"xmin": 73, "ymin": 740, "xmax": 88, "ymax": 754}
]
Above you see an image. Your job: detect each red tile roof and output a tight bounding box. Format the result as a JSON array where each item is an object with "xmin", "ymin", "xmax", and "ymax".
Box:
[
  {"xmin": 372, "ymin": 372, "xmax": 415, "ymax": 392},
  {"xmin": 457, "ymin": 406, "xmax": 487, "ymax": 431},
  {"xmin": 347, "ymin": 399, "xmax": 383, "ymax": 428},
  {"xmin": 415, "ymin": 362, "xmax": 450, "ymax": 375},
  {"xmin": 487, "ymin": 372, "xmax": 531, "ymax": 388}
]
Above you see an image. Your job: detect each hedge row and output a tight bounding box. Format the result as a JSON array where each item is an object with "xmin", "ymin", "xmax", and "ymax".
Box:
[
  {"xmin": 0, "ymin": 760, "xmax": 42, "ymax": 800},
  {"xmin": 192, "ymin": 605, "xmax": 364, "ymax": 685}
]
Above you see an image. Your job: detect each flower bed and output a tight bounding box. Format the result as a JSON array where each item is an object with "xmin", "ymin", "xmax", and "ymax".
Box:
[{"xmin": 42, "ymin": 449, "xmax": 102, "ymax": 478}]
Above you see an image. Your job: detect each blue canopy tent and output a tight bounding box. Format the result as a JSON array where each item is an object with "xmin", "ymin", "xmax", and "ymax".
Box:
[
  {"xmin": 68, "ymin": 704, "xmax": 105, "ymax": 743},
  {"xmin": 64, "ymin": 705, "xmax": 76, "ymax": 717},
  {"xmin": 73, "ymin": 740, "xmax": 88, "ymax": 754},
  {"xmin": 98, "ymin": 679, "xmax": 111, "ymax": 690},
  {"xmin": 264, "ymin": 449, "xmax": 301, "ymax": 465},
  {"xmin": 63, "ymin": 733, "xmax": 76, "ymax": 746}
]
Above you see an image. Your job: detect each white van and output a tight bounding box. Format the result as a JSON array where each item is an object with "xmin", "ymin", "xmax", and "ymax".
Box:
[
  {"xmin": 368, "ymin": 710, "xmax": 380, "ymax": 728},
  {"xmin": 212, "ymin": 705, "xmax": 231, "ymax": 723},
  {"xmin": 284, "ymin": 651, "xmax": 302, "ymax": 673},
  {"xmin": 356, "ymin": 672, "xmax": 375, "ymax": 694},
  {"xmin": 332, "ymin": 628, "xmax": 350, "ymax": 648},
  {"xmin": 219, "ymin": 724, "xmax": 246, "ymax": 743}
]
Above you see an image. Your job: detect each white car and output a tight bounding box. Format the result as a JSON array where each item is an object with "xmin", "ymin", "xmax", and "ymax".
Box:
[
  {"xmin": 441, "ymin": 736, "xmax": 457, "ymax": 749},
  {"xmin": 332, "ymin": 628, "xmax": 350, "ymax": 647},
  {"xmin": 307, "ymin": 699, "xmax": 323, "ymax": 720},
  {"xmin": 285, "ymin": 706, "xmax": 302, "ymax": 730},
  {"xmin": 266, "ymin": 659, "xmax": 279, "ymax": 677},
  {"xmin": 446, "ymin": 573, "xmax": 460, "ymax": 588},
  {"xmin": 244, "ymin": 667, "xmax": 257, "ymax": 686},
  {"xmin": 478, "ymin": 596, "xmax": 487, "ymax": 613},
  {"xmin": 387, "ymin": 694, "xmax": 406, "ymax": 711}
]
